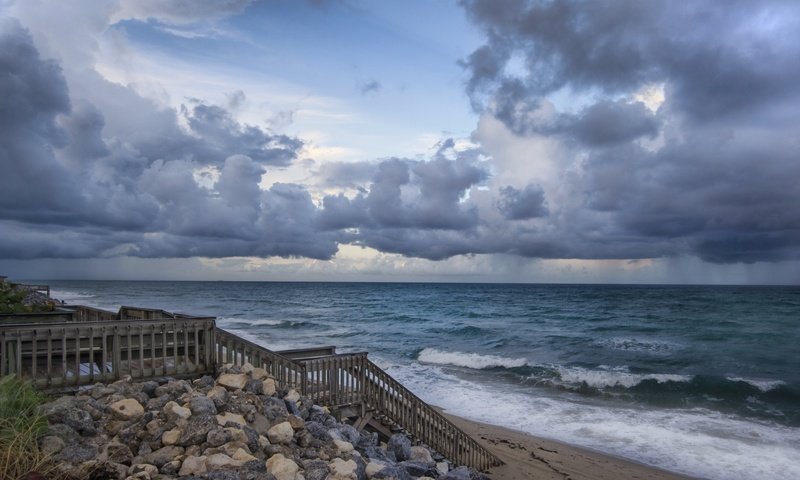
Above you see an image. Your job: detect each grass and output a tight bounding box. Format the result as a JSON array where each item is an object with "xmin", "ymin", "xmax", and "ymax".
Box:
[{"xmin": 0, "ymin": 375, "xmax": 61, "ymax": 480}]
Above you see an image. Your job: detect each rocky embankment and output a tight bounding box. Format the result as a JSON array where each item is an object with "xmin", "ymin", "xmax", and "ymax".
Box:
[{"xmin": 35, "ymin": 364, "xmax": 489, "ymax": 480}]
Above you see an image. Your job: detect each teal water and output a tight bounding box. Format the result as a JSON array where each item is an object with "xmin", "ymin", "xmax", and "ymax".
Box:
[{"xmin": 46, "ymin": 281, "xmax": 800, "ymax": 479}]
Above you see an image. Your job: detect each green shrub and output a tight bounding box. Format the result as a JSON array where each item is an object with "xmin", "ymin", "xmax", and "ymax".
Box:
[{"xmin": 0, "ymin": 375, "xmax": 59, "ymax": 479}]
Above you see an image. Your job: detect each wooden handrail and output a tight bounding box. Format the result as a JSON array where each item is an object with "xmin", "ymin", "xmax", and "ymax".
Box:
[
  {"xmin": 297, "ymin": 353, "xmax": 503, "ymax": 471},
  {"xmin": 1, "ymin": 317, "xmax": 216, "ymax": 390},
  {"xmin": 214, "ymin": 328, "xmax": 306, "ymax": 390}
]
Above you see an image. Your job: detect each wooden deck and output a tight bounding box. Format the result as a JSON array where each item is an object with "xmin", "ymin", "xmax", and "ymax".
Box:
[{"xmin": 0, "ymin": 303, "xmax": 503, "ymax": 471}]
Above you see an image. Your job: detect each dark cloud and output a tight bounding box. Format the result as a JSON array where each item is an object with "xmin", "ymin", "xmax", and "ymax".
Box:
[
  {"xmin": 497, "ymin": 185, "xmax": 548, "ymax": 220},
  {"xmin": 459, "ymin": 0, "xmax": 800, "ymax": 264},
  {"xmin": 181, "ymin": 101, "xmax": 303, "ymax": 166},
  {"xmin": 0, "ymin": 20, "xmax": 332, "ymax": 261}
]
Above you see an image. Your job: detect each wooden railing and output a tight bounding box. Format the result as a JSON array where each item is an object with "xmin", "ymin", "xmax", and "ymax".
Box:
[
  {"xmin": 214, "ymin": 328, "xmax": 305, "ymax": 389},
  {"xmin": 0, "ymin": 318, "xmax": 216, "ymax": 389},
  {"xmin": 298, "ymin": 353, "xmax": 503, "ymax": 471},
  {"xmin": 0, "ymin": 296, "xmax": 501, "ymax": 471}
]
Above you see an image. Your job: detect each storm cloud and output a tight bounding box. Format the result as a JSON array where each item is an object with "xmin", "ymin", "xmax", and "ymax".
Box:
[{"xmin": 1, "ymin": 1, "xmax": 799, "ymax": 272}]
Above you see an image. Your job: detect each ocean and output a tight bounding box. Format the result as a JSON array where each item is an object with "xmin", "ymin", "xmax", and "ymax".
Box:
[{"xmin": 45, "ymin": 281, "xmax": 800, "ymax": 479}]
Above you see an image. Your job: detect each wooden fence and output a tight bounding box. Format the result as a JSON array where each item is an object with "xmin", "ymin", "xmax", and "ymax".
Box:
[
  {"xmin": 0, "ymin": 307, "xmax": 502, "ymax": 471},
  {"xmin": 0, "ymin": 318, "xmax": 216, "ymax": 389}
]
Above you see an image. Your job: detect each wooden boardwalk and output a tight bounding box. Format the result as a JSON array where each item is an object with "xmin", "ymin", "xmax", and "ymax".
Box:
[{"xmin": 0, "ymin": 303, "xmax": 503, "ymax": 471}]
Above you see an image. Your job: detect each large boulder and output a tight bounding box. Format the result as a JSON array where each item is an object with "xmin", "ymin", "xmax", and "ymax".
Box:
[
  {"xmin": 387, "ymin": 434, "xmax": 412, "ymax": 462},
  {"xmin": 37, "ymin": 396, "xmax": 96, "ymax": 436},
  {"xmin": 110, "ymin": 398, "xmax": 144, "ymax": 421},
  {"xmin": 266, "ymin": 453, "xmax": 299, "ymax": 480},
  {"xmin": 267, "ymin": 421, "xmax": 294, "ymax": 445},
  {"xmin": 328, "ymin": 458, "xmax": 358, "ymax": 480},
  {"xmin": 218, "ymin": 373, "xmax": 248, "ymax": 391},
  {"xmin": 179, "ymin": 414, "xmax": 218, "ymax": 446},
  {"xmin": 142, "ymin": 445, "xmax": 184, "ymax": 468},
  {"xmin": 189, "ymin": 395, "xmax": 218, "ymax": 416}
]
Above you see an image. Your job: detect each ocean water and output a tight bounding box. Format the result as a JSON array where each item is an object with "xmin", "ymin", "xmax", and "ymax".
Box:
[{"xmin": 46, "ymin": 281, "xmax": 800, "ymax": 479}]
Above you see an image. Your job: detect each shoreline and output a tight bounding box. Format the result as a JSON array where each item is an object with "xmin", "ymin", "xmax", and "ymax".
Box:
[{"xmin": 440, "ymin": 410, "xmax": 696, "ymax": 480}]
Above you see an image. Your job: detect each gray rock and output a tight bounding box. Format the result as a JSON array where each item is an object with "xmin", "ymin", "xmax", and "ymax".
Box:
[
  {"xmin": 360, "ymin": 445, "xmax": 391, "ymax": 463},
  {"xmin": 37, "ymin": 396, "xmax": 96, "ymax": 436},
  {"xmin": 189, "ymin": 395, "xmax": 218, "ymax": 416},
  {"xmin": 304, "ymin": 421, "xmax": 332, "ymax": 442},
  {"xmin": 194, "ymin": 375, "xmax": 216, "ymax": 389},
  {"xmin": 387, "ymin": 434, "xmax": 412, "ymax": 462},
  {"xmin": 373, "ymin": 464, "xmax": 412, "ymax": 480},
  {"xmin": 207, "ymin": 427, "xmax": 234, "ymax": 447},
  {"xmin": 43, "ymin": 423, "xmax": 80, "ymax": 443},
  {"xmin": 284, "ymin": 400, "xmax": 301, "ymax": 417},
  {"xmin": 57, "ymin": 442, "xmax": 98, "ymax": 463},
  {"xmin": 103, "ymin": 441, "xmax": 134, "ymax": 465},
  {"xmin": 334, "ymin": 424, "xmax": 360, "ymax": 445},
  {"xmin": 303, "ymin": 459, "xmax": 330, "ymax": 480},
  {"xmin": 160, "ymin": 459, "xmax": 182, "ymax": 475},
  {"xmin": 207, "ymin": 471, "xmax": 240, "ymax": 480},
  {"xmin": 154, "ymin": 379, "xmax": 192, "ymax": 399},
  {"xmin": 357, "ymin": 431, "xmax": 378, "ymax": 449},
  {"xmin": 142, "ymin": 445, "xmax": 185, "ymax": 468},
  {"xmin": 244, "ymin": 378, "xmax": 264, "ymax": 395},
  {"xmin": 141, "ymin": 380, "xmax": 159, "ymax": 398},
  {"xmin": 399, "ymin": 460, "xmax": 437, "ymax": 477},
  {"xmin": 440, "ymin": 466, "xmax": 472, "ymax": 480},
  {"xmin": 242, "ymin": 425, "xmax": 261, "ymax": 453},
  {"xmin": 39, "ymin": 435, "xmax": 65, "ymax": 455},
  {"xmin": 180, "ymin": 414, "xmax": 218, "ymax": 446},
  {"xmin": 262, "ymin": 397, "xmax": 289, "ymax": 423}
]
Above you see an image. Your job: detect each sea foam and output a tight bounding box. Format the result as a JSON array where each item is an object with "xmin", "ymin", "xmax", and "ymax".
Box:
[{"xmin": 417, "ymin": 347, "xmax": 528, "ymax": 369}]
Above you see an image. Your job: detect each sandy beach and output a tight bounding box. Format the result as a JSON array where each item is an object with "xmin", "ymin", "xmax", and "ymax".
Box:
[{"xmin": 442, "ymin": 411, "xmax": 695, "ymax": 480}]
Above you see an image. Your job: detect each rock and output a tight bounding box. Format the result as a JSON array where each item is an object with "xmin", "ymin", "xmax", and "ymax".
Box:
[
  {"xmin": 329, "ymin": 458, "xmax": 358, "ymax": 480},
  {"xmin": 189, "ymin": 395, "xmax": 218, "ymax": 416},
  {"xmin": 218, "ymin": 373, "xmax": 248, "ymax": 391},
  {"xmin": 180, "ymin": 414, "xmax": 218, "ymax": 446},
  {"xmin": 162, "ymin": 428, "xmax": 181, "ymax": 446},
  {"xmin": 387, "ymin": 434, "xmax": 411, "ymax": 462},
  {"xmin": 103, "ymin": 441, "xmax": 134, "ymax": 465},
  {"xmin": 284, "ymin": 389, "xmax": 301, "ymax": 403},
  {"xmin": 216, "ymin": 411, "xmax": 247, "ymax": 427},
  {"xmin": 160, "ymin": 459, "xmax": 182, "ymax": 475},
  {"xmin": 266, "ymin": 453, "xmax": 299, "ymax": 480},
  {"xmin": 252, "ymin": 367, "xmax": 270, "ymax": 381},
  {"xmin": 140, "ymin": 380, "xmax": 159, "ymax": 398},
  {"xmin": 267, "ymin": 421, "xmax": 295, "ymax": 445},
  {"xmin": 75, "ymin": 460, "xmax": 128, "ymax": 479},
  {"xmin": 207, "ymin": 386, "xmax": 231, "ymax": 409},
  {"xmin": 233, "ymin": 447, "xmax": 258, "ymax": 463},
  {"xmin": 372, "ymin": 465, "xmax": 411, "ymax": 480},
  {"xmin": 304, "ymin": 422, "xmax": 332, "ymax": 442},
  {"xmin": 440, "ymin": 466, "xmax": 472, "ymax": 480},
  {"xmin": 207, "ymin": 471, "xmax": 243, "ymax": 480},
  {"xmin": 287, "ymin": 415, "xmax": 305, "ymax": 431},
  {"xmin": 284, "ymin": 400, "xmax": 302, "ymax": 418},
  {"xmin": 39, "ymin": 435, "xmax": 65, "ymax": 455},
  {"xmin": 262, "ymin": 397, "xmax": 289, "ymax": 423},
  {"xmin": 262, "ymin": 378, "xmax": 277, "ymax": 396},
  {"xmin": 57, "ymin": 442, "xmax": 98, "ymax": 463},
  {"xmin": 37, "ymin": 396, "xmax": 96, "ymax": 436},
  {"xmin": 303, "ymin": 459, "xmax": 330, "ymax": 480},
  {"xmin": 436, "ymin": 461, "xmax": 449, "ymax": 476},
  {"xmin": 410, "ymin": 446, "xmax": 434, "ymax": 465},
  {"xmin": 334, "ymin": 439, "xmax": 354, "ymax": 454},
  {"xmin": 245, "ymin": 378, "xmax": 264, "ymax": 395},
  {"xmin": 154, "ymin": 379, "xmax": 192, "ymax": 399},
  {"xmin": 179, "ymin": 455, "xmax": 208, "ymax": 476},
  {"xmin": 242, "ymin": 362, "xmax": 255, "ymax": 373},
  {"xmin": 334, "ymin": 424, "xmax": 360, "ymax": 445},
  {"xmin": 365, "ymin": 461, "xmax": 387, "ymax": 478},
  {"xmin": 399, "ymin": 460, "xmax": 436, "ymax": 477},
  {"xmin": 206, "ymin": 453, "xmax": 242, "ymax": 471},
  {"xmin": 163, "ymin": 401, "xmax": 192, "ymax": 422},
  {"xmin": 142, "ymin": 445, "xmax": 184, "ymax": 468},
  {"xmin": 129, "ymin": 463, "xmax": 159, "ymax": 477}
]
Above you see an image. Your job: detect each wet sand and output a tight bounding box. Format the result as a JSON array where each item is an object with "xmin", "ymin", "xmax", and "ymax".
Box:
[{"xmin": 441, "ymin": 411, "xmax": 697, "ymax": 480}]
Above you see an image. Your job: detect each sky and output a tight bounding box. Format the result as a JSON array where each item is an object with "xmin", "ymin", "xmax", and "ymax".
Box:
[{"xmin": 0, "ymin": 0, "xmax": 799, "ymax": 284}]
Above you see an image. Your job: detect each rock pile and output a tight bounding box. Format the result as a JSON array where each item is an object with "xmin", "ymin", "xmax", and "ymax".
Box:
[{"xmin": 36, "ymin": 364, "xmax": 490, "ymax": 480}]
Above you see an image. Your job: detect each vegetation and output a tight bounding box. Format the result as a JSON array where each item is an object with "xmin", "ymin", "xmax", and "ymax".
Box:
[
  {"xmin": 0, "ymin": 375, "xmax": 58, "ymax": 479},
  {"xmin": 0, "ymin": 282, "xmax": 55, "ymax": 314}
]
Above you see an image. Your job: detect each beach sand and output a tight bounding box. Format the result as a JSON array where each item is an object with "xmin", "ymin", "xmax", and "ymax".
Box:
[{"xmin": 441, "ymin": 411, "xmax": 695, "ymax": 480}]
